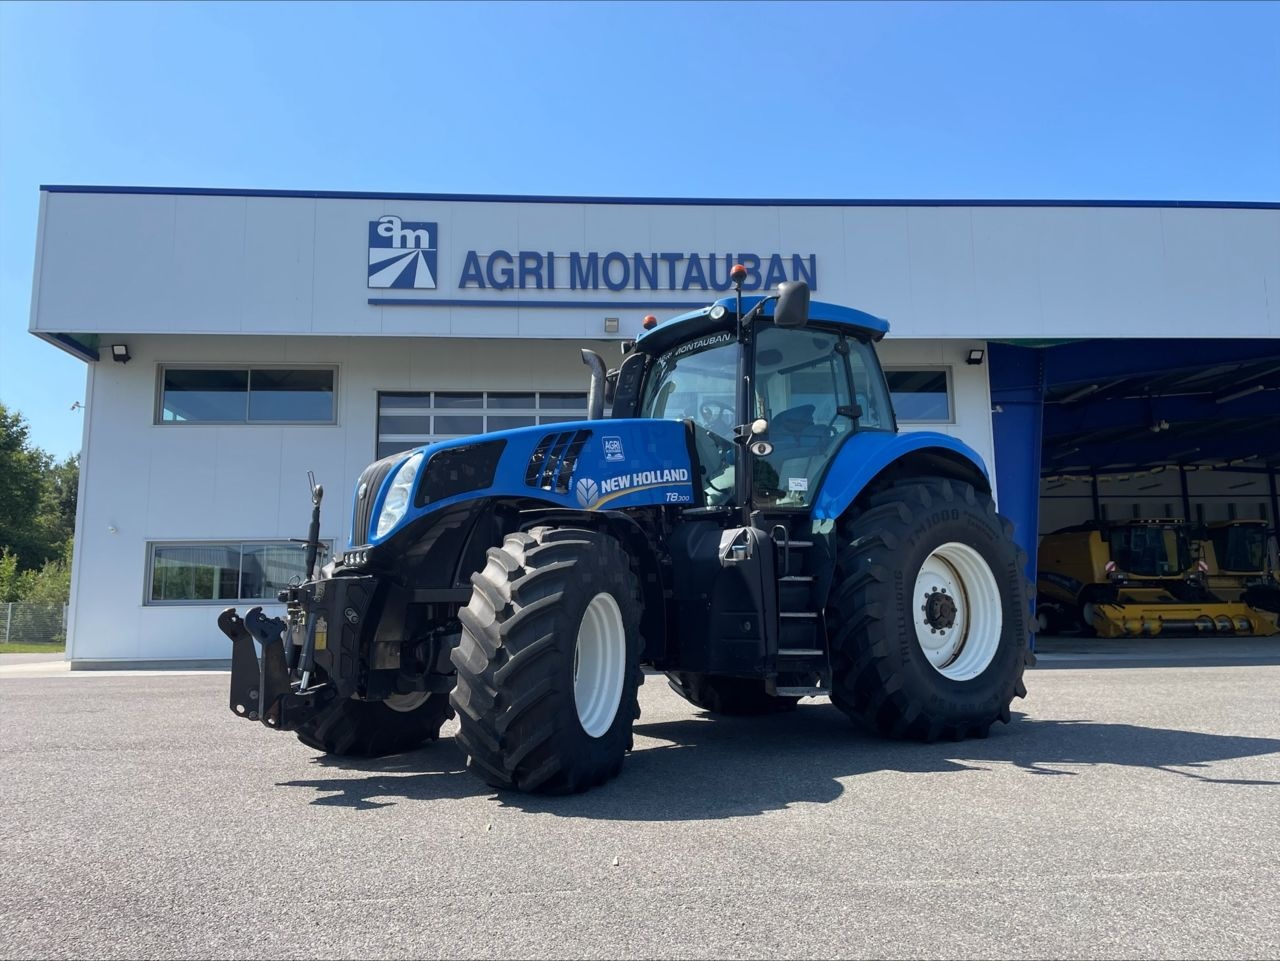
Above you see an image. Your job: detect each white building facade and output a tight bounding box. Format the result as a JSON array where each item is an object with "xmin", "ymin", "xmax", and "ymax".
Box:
[{"xmin": 27, "ymin": 187, "xmax": 1280, "ymax": 664}]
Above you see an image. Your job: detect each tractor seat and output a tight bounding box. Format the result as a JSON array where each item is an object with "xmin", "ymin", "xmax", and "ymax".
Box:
[
  {"xmin": 763, "ymin": 404, "xmax": 835, "ymax": 501},
  {"xmin": 770, "ymin": 404, "xmax": 831, "ymax": 452}
]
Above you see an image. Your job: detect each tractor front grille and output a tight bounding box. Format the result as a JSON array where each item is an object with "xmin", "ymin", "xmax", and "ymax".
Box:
[
  {"xmin": 525, "ymin": 429, "xmax": 592, "ymax": 494},
  {"xmin": 350, "ymin": 455, "xmax": 400, "ymax": 547}
]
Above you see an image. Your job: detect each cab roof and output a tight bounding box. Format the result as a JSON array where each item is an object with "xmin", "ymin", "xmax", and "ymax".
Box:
[{"xmin": 636, "ymin": 295, "xmax": 890, "ymax": 354}]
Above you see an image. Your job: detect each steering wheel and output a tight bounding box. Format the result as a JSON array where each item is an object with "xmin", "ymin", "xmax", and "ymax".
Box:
[
  {"xmin": 695, "ymin": 424, "xmax": 734, "ymax": 469},
  {"xmin": 699, "ymin": 401, "xmax": 736, "ymax": 436},
  {"xmin": 691, "ymin": 423, "xmax": 734, "ymax": 504}
]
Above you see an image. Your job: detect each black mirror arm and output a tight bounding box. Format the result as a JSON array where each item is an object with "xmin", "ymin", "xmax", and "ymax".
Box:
[{"xmin": 739, "ymin": 294, "xmax": 778, "ymax": 331}]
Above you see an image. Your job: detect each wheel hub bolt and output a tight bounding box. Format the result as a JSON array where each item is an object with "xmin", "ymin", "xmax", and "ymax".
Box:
[{"xmin": 922, "ymin": 589, "xmax": 958, "ymax": 631}]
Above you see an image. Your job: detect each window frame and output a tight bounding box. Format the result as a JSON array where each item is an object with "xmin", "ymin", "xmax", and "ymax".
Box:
[
  {"xmin": 145, "ymin": 539, "xmax": 333, "ymax": 606},
  {"xmin": 882, "ymin": 365, "xmax": 955, "ymax": 425},
  {"xmin": 154, "ymin": 364, "xmax": 339, "ymax": 426}
]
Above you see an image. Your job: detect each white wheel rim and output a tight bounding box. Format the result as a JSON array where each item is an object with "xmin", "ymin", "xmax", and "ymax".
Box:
[
  {"xmin": 573, "ymin": 592, "xmax": 626, "ymax": 738},
  {"xmin": 384, "ymin": 691, "xmax": 430, "ymax": 713},
  {"xmin": 912, "ymin": 541, "xmax": 1003, "ymax": 681}
]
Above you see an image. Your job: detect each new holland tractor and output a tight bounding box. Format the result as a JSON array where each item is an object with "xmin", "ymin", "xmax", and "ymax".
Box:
[{"xmin": 218, "ymin": 273, "xmax": 1034, "ymax": 794}]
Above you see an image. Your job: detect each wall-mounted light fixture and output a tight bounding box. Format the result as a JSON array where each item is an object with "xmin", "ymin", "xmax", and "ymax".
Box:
[
  {"xmin": 110, "ymin": 344, "xmax": 131, "ymax": 364},
  {"xmin": 603, "ymin": 317, "xmax": 619, "ymax": 334},
  {"xmin": 966, "ymin": 348, "xmax": 985, "ymax": 366}
]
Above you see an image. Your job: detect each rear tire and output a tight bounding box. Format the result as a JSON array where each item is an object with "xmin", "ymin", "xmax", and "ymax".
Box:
[
  {"xmin": 828, "ymin": 477, "xmax": 1034, "ymax": 741},
  {"xmin": 295, "ymin": 691, "xmax": 453, "ymax": 756},
  {"xmin": 451, "ymin": 526, "xmax": 644, "ymax": 794},
  {"xmin": 666, "ymin": 672, "xmax": 800, "ymax": 715}
]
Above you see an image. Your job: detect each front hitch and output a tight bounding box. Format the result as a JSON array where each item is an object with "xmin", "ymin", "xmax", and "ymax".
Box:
[{"xmin": 217, "ymin": 606, "xmax": 328, "ymax": 730}]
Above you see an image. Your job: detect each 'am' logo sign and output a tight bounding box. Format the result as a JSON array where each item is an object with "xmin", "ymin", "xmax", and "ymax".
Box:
[{"xmin": 368, "ymin": 216, "xmax": 438, "ymax": 289}]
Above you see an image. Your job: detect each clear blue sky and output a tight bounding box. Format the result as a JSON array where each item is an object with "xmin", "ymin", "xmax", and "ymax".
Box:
[{"xmin": 2, "ymin": 0, "xmax": 1277, "ymax": 459}]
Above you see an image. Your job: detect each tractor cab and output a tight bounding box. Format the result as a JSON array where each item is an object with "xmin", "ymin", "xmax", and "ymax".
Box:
[
  {"xmin": 1195, "ymin": 520, "xmax": 1280, "ymax": 614},
  {"xmin": 620, "ymin": 287, "xmax": 896, "ymax": 513},
  {"xmin": 1200, "ymin": 520, "xmax": 1275, "ymax": 576}
]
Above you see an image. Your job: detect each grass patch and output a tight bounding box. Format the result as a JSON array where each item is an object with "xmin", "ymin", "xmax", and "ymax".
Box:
[{"xmin": 0, "ymin": 643, "xmax": 66, "ymax": 654}]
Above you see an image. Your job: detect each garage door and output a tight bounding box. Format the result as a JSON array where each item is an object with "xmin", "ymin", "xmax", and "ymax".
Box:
[{"xmin": 376, "ymin": 390, "xmax": 589, "ymax": 459}]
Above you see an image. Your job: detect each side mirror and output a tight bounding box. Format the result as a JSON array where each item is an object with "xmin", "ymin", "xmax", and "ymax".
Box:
[
  {"xmin": 604, "ymin": 369, "xmax": 619, "ymax": 405},
  {"xmin": 774, "ymin": 281, "xmax": 810, "ymax": 328}
]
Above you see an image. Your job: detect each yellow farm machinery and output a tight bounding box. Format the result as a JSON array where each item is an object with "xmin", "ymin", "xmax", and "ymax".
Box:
[
  {"xmin": 1194, "ymin": 520, "xmax": 1280, "ymax": 616},
  {"xmin": 1036, "ymin": 519, "xmax": 1278, "ymax": 638}
]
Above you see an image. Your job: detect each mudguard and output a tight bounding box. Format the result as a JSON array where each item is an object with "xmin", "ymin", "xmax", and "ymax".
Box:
[
  {"xmin": 811, "ymin": 431, "xmax": 990, "ymax": 522},
  {"xmin": 366, "ymin": 418, "xmax": 696, "ymax": 546}
]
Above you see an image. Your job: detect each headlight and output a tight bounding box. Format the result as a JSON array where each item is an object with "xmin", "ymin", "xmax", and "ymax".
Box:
[{"xmin": 375, "ymin": 452, "xmax": 423, "ymax": 538}]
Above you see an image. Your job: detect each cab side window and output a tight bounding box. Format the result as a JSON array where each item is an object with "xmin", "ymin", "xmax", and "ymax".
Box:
[{"xmin": 846, "ymin": 342, "xmax": 893, "ymax": 431}]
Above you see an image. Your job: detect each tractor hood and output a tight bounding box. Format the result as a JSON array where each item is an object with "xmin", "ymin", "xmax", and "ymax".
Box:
[{"xmin": 353, "ymin": 418, "xmax": 696, "ymax": 548}]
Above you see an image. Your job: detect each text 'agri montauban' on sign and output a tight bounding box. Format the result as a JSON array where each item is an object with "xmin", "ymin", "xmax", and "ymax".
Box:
[{"xmin": 457, "ymin": 250, "xmax": 818, "ymax": 292}]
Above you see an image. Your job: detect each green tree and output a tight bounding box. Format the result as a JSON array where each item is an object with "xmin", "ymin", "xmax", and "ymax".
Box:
[
  {"xmin": 16, "ymin": 538, "xmax": 73, "ymax": 603},
  {"xmin": 0, "ymin": 548, "xmax": 20, "ymax": 603},
  {"xmin": 35, "ymin": 454, "xmax": 78, "ymax": 555},
  {"xmin": 0, "ymin": 403, "xmax": 77, "ymax": 577},
  {"xmin": 0, "ymin": 402, "xmax": 50, "ymax": 570}
]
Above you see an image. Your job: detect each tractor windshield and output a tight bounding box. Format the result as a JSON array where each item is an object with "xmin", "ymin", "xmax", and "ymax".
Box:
[
  {"xmin": 1107, "ymin": 525, "xmax": 1192, "ymax": 577},
  {"xmin": 638, "ymin": 330, "xmax": 739, "ymax": 436},
  {"xmin": 639, "ymin": 330, "xmax": 740, "ymax": 503}
]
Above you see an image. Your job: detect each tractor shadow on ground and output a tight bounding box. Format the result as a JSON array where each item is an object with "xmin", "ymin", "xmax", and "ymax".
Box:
[
  {"xmin": 278, "ymin": 746, "xmax": 480, "ymax": 810},
  {"xmin": 277, "ymin": 702, "xmax": 1280, "ymax": 817}
]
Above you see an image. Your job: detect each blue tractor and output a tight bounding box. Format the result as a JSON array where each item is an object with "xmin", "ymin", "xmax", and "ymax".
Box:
[{"xmin": 219, "ymin": 275, "xmax": 1033, "ymax": 794}]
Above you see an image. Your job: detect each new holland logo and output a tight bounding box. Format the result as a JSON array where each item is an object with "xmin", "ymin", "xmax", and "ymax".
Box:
[
  {"xmin": 575, "ymin": 477, "xmax": 600, "ymax": 508},
  {"xmin": 368, "ymin": 215, "xmax": 438, "ymax": 289}
]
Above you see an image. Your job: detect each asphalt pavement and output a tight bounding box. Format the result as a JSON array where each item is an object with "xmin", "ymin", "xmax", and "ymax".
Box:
[{"xmin": 2, "ymin": 641, "xmax": 1278, "ymax": 960}]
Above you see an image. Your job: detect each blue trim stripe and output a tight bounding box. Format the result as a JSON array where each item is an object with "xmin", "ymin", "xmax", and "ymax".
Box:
[
  {"xmin": 369, "ymin": 298, "xmax": 705, "ymax": 309},
  {"xmin": 34, "ymin": 331, "xmax": 99, "ymax": 363},
  {"xmin": 38, "ymin": 185, "xmax": 1280, "ymax": 210}
]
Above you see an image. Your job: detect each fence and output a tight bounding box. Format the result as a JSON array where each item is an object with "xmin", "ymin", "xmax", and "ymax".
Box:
[{"xmin": 0, "ymin": 603, "xmax": 69, "ymax": 646}]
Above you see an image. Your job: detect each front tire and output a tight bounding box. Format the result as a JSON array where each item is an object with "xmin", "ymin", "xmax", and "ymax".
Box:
[
  {"xmin": 450, "ymin": 526, "xmax": 644, "ymax": 794},
  {"xmin": 295, "ymin": 691, "xmax": 453, "ymax": 756},
  {"xmin": 828, "ymin": 478, "xmax": 1033, "ymax": 741},
  {"xmin": 666, "ymin": 672, "xmax": 800, "ymax": 715}
]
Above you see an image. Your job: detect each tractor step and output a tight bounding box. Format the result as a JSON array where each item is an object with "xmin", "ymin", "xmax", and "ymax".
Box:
[
  {"xmin": 769, "ymin": 519, "xmax": 831, "ymax": 681},
  {"xmin": 774, "ymin": 686, "xmax": 829, "ymax": 697}
]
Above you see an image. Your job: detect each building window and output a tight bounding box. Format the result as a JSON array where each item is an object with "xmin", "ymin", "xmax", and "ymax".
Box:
[
  {"xmin": 147, "ymin": 541, "xmax": 329, "ymax": 604},
  {"xmin": 884, "ymin": 368, "xmax": 953, "ymax": 423},
  {"xmin": 158, "ymin": 367, "xmax": 336, "ymax": 424},
  {"xmin": 376, "ymin": 390, "xmax": 588, "ymax": 459}
]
